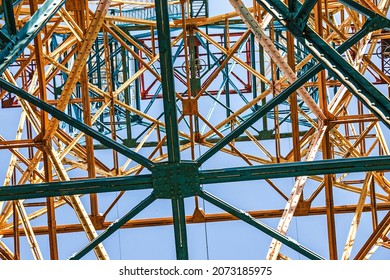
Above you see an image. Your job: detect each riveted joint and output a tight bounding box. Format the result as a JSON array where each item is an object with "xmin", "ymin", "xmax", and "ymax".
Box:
[{"xmin": 151, "ymin": 161, "xmax": 200, "ymax": 199}]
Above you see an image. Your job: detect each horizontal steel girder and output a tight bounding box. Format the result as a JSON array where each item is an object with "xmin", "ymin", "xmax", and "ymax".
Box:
[
  {"xmin": 0, "ymin": 156, "xmax": 388, "ymax": 201},
  {"xmin": 0, "ymin": 175, "xmax": 153, "ymax": 201},
  {"xmin": 3, "ymin": 203, "xmax": 390, "ymax": 237},
  {"xmin": 200, "ymin": 156, "xmax": 390, "ymax": 184}
]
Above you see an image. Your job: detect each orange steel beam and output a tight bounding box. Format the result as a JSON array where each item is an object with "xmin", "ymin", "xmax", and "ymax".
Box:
[
  {"xmin": 314, "ymin": 0, "xmax": 338, "ymax": 260},
  {"xmin": 2, "ymin": 204, "xmax": 390, "ymax": 237}
]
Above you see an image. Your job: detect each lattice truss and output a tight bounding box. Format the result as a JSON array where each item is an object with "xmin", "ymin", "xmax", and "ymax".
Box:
[{"xmin": 0, "ymin": 0, "xmax": 389, "ymax": 260}]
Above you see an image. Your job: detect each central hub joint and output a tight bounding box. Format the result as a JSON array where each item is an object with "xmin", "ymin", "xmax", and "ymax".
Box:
[{"xmin": 151, "ymin": 161, "xmax": 200, "ymax": 199}]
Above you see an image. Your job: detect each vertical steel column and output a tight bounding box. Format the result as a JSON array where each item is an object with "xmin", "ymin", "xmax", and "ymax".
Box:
[
  {"xmin": 134, "ymin": 46, "xmax": 142, "ymax": 112},
  {"xmin": 314, "ymin": 1, "xmax": 338, "ymax": 260},
  {"xmin": 286, "ymin": 6, "xmax": 301, "ymax": 163},
  {"xmin": 2, "ymin": 0, "xmax": 17, "ymax": 35},
  {"xmin": 171, "ymin": 197, "xmax": 189, "ymax": 259},
  {"xmin": 155, "ymin": 0, "xmax": 180, "ymax": 163},
  {"xmin": 259, "ymin": 44, "xmax": 267, "ymax": 130},
  {"xmin": 12, "ymin": 200, "xmax": 20, "ymax": 260},
  {"xmin": 104, "ymin": 31, "xmax": 119, "ymax": 174},
  {"xmin": 250, "ymin": 33, "xmax": 258, "ymax": 110},
  {"xmin": 155, "ymin": 0, "xmax": 189, "ymax": 260},
  {"xmin": 29, "ymin": 0, "xmax": 59, "ymax": 260},
  {"xmin": 224, "ymin": 21, "xmax": 231, "ymax": 118},
  {"xmin": 270, "ymin": 23, "xmax": 281, "ymax": 162},
  {"xmin": 369, "ymin": 179, "xmax": 378, "ymax": 229},
  {"xmin": 188, "ymin": 26, "xmax": 200, "ymax": 138},
  {"xmin": 75, "ymin": 1, "xmax": 99, "ymax": 219},
  {"xmin": 95, "ymin": 40, "xmax": 105, "ymax": 132}
]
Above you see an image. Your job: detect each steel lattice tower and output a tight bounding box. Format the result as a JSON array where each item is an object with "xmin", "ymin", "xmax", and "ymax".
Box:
[{"xmin": 0, "ymin": 0, "xmax": 389, "ymax": 260}]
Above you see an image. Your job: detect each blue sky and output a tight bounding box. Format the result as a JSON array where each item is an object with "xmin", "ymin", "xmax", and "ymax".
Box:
[{"xmin": 0, "ymin": 0, "xmax": 389, "ymax": 260}]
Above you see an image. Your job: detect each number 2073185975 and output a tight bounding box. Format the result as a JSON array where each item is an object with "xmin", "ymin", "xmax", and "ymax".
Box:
[{"xmin": 211, "ymin": 266, "xmax": 272, "ymax": 276}]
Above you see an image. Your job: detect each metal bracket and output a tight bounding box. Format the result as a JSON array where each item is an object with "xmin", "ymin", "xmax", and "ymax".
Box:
[
  {"xmin": 89, "ymin": 214, "xmax": 105, "ymax": 230},
  {"xmin": 182, "ymin": 99, "xmax": 198, "ymax": 115},
  {"xmin": 152, "ymin": 161, "xmax": 200, "ymax": 199},
  {"xmin": 295, "ymin": 201, "xmax": 311, "ymax": 216}
]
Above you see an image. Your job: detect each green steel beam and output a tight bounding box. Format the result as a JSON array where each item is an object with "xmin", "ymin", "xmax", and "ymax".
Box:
[
  {"xmin": 155, "ymin": 0, "xmax": 181, "ymax": 163},
  {"xmin": 0, "ymin": 0, "xmax": 66, "ymax": 74},
  {"xmin": 0, "ymin": 30, "xmax": 12, "ymax": 45},
  {"xmin": 288, "ymin": 0, "xmax": 297, "ymax": 12},
  {"xmin": 0, "ymin": 0, "xmax": 22, "ymax": 16},
  {"xmin": 0, "ymin": 0, "xmax": 22, "ymax": 42},
  {"xmin": 2, "ymin": 0, "xmax": 17, "ymax": 35},
  {"xmin": 200, "ymin": 156, "xmax": 390, "ymax": 184},
  {"xmin": 152, "ymin": 161, "xmax": 200, "ymax": 199},
  {"xmin": 199, "ymin": 190, "xmax": 325, "ymax": 260},
  {"xmin": 171, "ymin": 198, "xmax": 189, "ymax": 259},
  {"xmin": 0, "ymin": 78, "xmax": 155, "ymax": 169},
  {"xmin": 294, "ymin": 0, "xmax": 318, "ymax": 32},
  {"xmin": 0, "ymin": 174, "xmax": 153, "ymax": 202},
  {"xmin": 69, "ymin": 194, "xmax": 157, "ymax": 260},
  {"xmin": 197, "ymin": 17, "xmax": 378, "ymax": 165},
  {"xmin": 155, "ymin": 0, "xmax": 189, "ymax": 261},
  {"xmin": 1, "ymin": 156, "xmax": 387, "ymax": 201}
]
